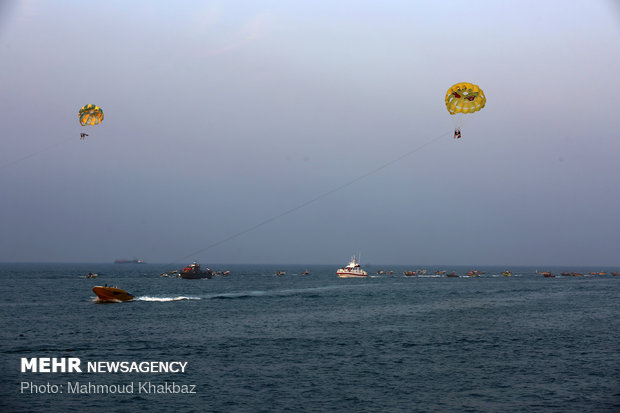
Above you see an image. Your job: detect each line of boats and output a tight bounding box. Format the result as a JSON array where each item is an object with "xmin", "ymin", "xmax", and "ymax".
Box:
[
  {"xmin": 535, "ymin": 270, "xmax": 619, "ymax": 278},
  {"xmin": 336, "ymin": 255, "xmax": 620, "ymax": 279},
  {"xmin": 89, "ymin": 256, "xmax": 619, "ymax": 302},
  {"xmin": 336, "ymin": 255, "xmax": 509, "ymax": 278}
]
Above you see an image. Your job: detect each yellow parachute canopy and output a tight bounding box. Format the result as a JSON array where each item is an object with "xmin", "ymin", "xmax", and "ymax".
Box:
[
  {"xmin": 78, "ymin": 104, "xmax": 104, "ymax": 126},
  {"xmin": 445, "ymin": 83, "xmax": 486, "ymax": 115}
]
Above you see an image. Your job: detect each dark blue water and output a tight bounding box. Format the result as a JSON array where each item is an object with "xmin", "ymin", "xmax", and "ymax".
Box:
[{"xmin": 1, "ymin": 263, "xmax": 619, "ymax": 412}]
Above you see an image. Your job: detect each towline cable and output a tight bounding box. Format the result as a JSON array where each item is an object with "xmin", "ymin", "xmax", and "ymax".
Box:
[
  {"xmin": 0, "ymin": 135, "xmax": 76, "ymax": 172},
  {"xmin": 168, "ymin": 129, "xmax": 451, "ymax": 267}
]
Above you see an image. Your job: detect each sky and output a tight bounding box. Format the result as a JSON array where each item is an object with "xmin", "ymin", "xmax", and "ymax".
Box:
[{"xmin": 1, "ymin": 0, "xmax": 619, "ymax": 266}]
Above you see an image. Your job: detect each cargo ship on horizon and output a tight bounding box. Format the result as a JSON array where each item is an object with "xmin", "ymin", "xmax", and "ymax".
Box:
[{"xmin": 113, "ymin": 258, "xmax": 145, "ymax": 264}]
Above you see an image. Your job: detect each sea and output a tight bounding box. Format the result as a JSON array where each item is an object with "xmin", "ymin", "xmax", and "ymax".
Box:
[{"xmin": 1, "ymin": 263, "xmax": 619, "ymax": 412}]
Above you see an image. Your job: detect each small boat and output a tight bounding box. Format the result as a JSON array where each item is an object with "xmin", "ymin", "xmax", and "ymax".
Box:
[
  {"xmin": 561, "ymin": 272, "xmax": 571, "ymax": 276},
  {"xmin": 179, "ymin": 262, "xmax": 214, "ymax": 279},
  {"xmin": 417, "ymin": 269, "xmax": 427, "ymax": 275},
  {"xmin": 446, "ymin": 272, "xmax": 459, "ymax": 277},
  {"xmin": 571, "ymin": 272, "xmax": 583, "ymax": 277},
  {"xmin": 611, "ymin": 272, "xmax": 619, "ymax": 276},
  {"xmin": 403, "ymin": 271, "xmax": 416, "ymax": 276},
  {"xmin": 376, "ymin": 269, "xmax": 384, "ymax": 275},
  {"xmin": 386, "ymin": 270, "xmax": 393, "ymax": 275},
  {"xmin": 92, "ymin": 286, "xmax": 134, "ymax": 302},
  {"xmin": 85, "ymin": 272, "xmax": 98, "ymax": 279},
  {"xmin": 467, "ymin": 270, "xmax": 479, "ymax": 277},
  {"xmin": 337, "ymin": 255, "xmax": 368, "ymax": 278},
  {"xmin": 301, "ymin": 269, "xmax": 310, "ymax": 275},
  {"xmin": 542, "ymin": 272, "xmax": 555, "ymax": 278},
  {"xmin": 502, "ymin": 270, "xmax": 512, "ymax": 277},
  {"xmin": 435, "ymin": 270, "xmax": 446, "ymax": 275},
  {"xmin": 275, "ymin": 271, "xmax": 286, "ymax": 276}
]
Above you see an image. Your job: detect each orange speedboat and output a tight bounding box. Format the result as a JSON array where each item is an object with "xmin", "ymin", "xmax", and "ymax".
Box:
[{"xmin": 92, "ymin": 286, "xmax": 134, "ymax": 302}]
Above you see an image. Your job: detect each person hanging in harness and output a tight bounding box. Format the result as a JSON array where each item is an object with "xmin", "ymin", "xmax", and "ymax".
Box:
[
  {"xmin": 453, "ymin": 128, "xmax": 461, "ymax": 139},
  {"xmin": 80, "ymin": 133, "xmax": 88, "ymax": 140}
]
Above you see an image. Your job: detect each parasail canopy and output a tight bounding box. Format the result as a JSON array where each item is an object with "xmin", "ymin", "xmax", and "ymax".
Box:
[
  {"xmin": 445, "ymin": 83, "xmax": 486, "ymax": 115},
  {"xmin": 78, "ymin": 104, "xmax": 104, "ymax": 126}
]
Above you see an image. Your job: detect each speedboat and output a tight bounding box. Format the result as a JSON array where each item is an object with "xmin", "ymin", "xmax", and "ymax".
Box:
[
  {"xmin": 502, "ymin": 270, "xmax": 512, "ymax": 277},
  {"xmin": 337, "ymin": 255, "xmax": 367, "ymax": 278},
  {"xmin": 85, "ymin": 272, "xmax": 98, "ymax": 279},
  {"xmin": 92, "ymin": 286, "xmax": 134, "ymax": 302},
  {"xmin": 403, "ymin": 271, "xmax": 416, "ymax": 276}
]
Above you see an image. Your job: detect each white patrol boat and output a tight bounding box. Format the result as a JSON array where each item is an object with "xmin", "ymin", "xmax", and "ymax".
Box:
[{"xmin": 336, "ymin": 255, "xmax": 368, "ymax": 278}]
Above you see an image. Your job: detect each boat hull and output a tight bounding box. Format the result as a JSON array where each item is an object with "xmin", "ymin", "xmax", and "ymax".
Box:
[
  {"xmin": 180, "ymin": 272, "xmax": 213, "ymax": 279},
  {"xmin": 92, "ymin": 286, "xmax": 134, "ymax": 302},
  {"xmin": 336, "ymin": 271, "xmax": 367, "ymax": 278}
]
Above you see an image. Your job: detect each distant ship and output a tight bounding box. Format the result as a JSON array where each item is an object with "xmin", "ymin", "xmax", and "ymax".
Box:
[
  {"xmin": 114, "ymin": 258, "xmax": 145, "ymax": 264},
  {"xmin": 337, "ymin": 255, "xmax": 368, "ymax": 278},
  {"xmin": 179, "ymin": 262, "xmax": 214, "ymax": 279}
]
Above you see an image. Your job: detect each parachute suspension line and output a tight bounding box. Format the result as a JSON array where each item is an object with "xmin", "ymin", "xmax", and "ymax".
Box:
[
  {"xmin": 0, "ymin": 135, "xmax": 75, "ymax": 172},
  {"xmin": 445, "ymin": 82, "xmax": 486, "ymax": 139},
  {"xmin": 169, "ymin": 129, "xmax": 451, "ymax": 265}
]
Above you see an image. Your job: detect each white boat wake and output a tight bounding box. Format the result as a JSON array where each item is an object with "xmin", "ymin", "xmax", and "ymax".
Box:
[{"xmin": 136, "ymin": 296, "xmax": 201, "ymax": 302}]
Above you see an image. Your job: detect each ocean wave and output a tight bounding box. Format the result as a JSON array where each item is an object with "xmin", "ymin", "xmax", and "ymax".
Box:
[
  {"xmin": 207, "ymin": 285, "xmax": 365, "ymax": 300},
  {"xmin": 208, "ymin": 291, "xmax": 269, "ymax": 300}
]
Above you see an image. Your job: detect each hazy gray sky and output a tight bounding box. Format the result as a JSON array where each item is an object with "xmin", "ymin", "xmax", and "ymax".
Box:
[{"xmin": 1, "ymin": 1, "xmax": 619, "ymax": 266}]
